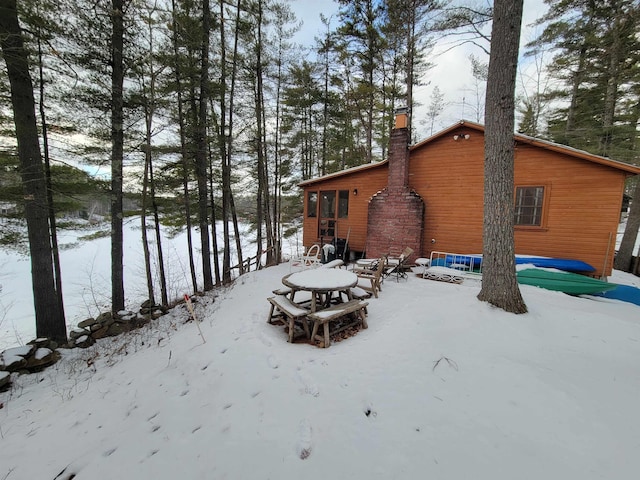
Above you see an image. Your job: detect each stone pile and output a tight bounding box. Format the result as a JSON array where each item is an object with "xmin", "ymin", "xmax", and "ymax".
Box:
[
  {"xmin": 0, "ymin": 338, "xmax": 61, "ymax": 380},
  {"xmin": 0, "ymin": 301, "xmax": 168, "ymax": 389},
  {"xmin": 68, "ymin": 301, "xmax": 166, "ymax": 349}
]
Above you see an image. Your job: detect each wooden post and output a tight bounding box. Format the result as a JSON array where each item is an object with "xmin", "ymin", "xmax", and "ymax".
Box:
[{"xmin": 184, "ymin": 294, "xmax": 206, "ymax": 344}]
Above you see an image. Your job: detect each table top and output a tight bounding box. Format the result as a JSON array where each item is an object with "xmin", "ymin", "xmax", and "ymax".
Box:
[{"xmin": 283, "ymin": 268, "xmax": 357, "ymax": 291}]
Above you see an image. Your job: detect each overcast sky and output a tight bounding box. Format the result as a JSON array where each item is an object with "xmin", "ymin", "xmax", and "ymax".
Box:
[{"xmin": 289, "ymin": 0, "xmax": 552, "ymax": 139}]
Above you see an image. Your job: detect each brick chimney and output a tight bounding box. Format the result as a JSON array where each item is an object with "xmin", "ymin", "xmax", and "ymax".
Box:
[{"xmin": 365, "ymin": 108, "xmax": 424, "ymax": 261}]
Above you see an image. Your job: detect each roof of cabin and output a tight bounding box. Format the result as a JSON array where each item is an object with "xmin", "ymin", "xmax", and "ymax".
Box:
[{"xmin": 299, "ymin": 120, "xmax": 640, "ymax": 187}]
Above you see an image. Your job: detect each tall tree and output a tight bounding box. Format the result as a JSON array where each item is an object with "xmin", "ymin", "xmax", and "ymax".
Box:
[
  {"xmin": 336, "ymin": 0, "xmax": 385, "ymax": 163},
  {"xmin": 0, "ymin": 0, "xmax": 67, "ymax": 341},
  {"xmin": 195, "ymin": 0, "xmax": 214, "ymax": 290},
  {"xmin": 425, "ymin": 85, "xmax": 445, "ymax": 135},
  {"xmin": 110, "ymin": 0, "xmax": 126, "ymax": 312},
  {"xmin": 384, "ymin": 0, "xmax": 440, "ymax": 140},
  {"xmin": 31, "ymin": 1, "xmax": 66, "ymax": 328},
  {"xmin": 477, "ymin": 0, "xmax": 527, "ymax": 314},
  {"xmin": 170, "ymin": 0, "xmax": 198, "ymax": 292}
]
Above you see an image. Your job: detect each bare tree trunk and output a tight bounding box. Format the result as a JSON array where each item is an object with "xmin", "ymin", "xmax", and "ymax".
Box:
[
  {"xmin": 110, "ymin": 0, "xmax": 125, "ymax": 313},
  {"xmin": 615, "ymin": 178, "xmax": 640, "ymax": 272},
  {"xmin": 141, "ymin": 154, "xmax": 155, "ymax": 305},
  {"xmin": 253, "ymin": 0, "xmax": 274, "ymax": 269},
  {"xmin": 37, "ymin": 34, "xmax": 66, "ymax": 328},
  {"xmin": 141, "ymin": 8, "xmax": 168, "ymax": 307},
  {"xmin": 221, "ymin": 0, "xmax": 242, "ymax": 284},
  {"xmin": 477, "ymin": 0, "xmax": 527, "ymax": 314},
  {"xmin": 170, "ymin": 0, "xmax": 198, "ymax": 293},
  {"xmin": 614, "ymin": 97, "xmax": 640, "ymax": 272},
  {"xmin": 149, "ymin": 158, "xmax": 168, "ymax": 305},
  {"xmin": 208, "ymin": 154, "xmax": 221, "ymax": 285},
  {"xmin": 599, "ymin": 11, "xmax": 623, "ymax": 157},
  {"xmin": 196, "ymin": 0, "xmax": 214, "ymax": 290},
  {"xmin": 405, "ymin": 0, "xmax": 416, "ymax": 141},
  {"xmin": 0, "ymin": 0, "xmax": 66, "ymax": 342},
  {"xmin": 273, "ymin": 29, "xmax": 286, "ymax": 264},
  {"xmin": 213, "ymin": 0, "xmax": 230, "ymax": 286}
]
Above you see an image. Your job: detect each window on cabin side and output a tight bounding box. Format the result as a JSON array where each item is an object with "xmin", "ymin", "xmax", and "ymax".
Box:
[
  {"xmin": 307, "ymin": 191, "xmax": 317, "ymax": 217},
  {"xmin": 514, "ymin": 186, "xmax": 544, "ymax": 226},
  {"xmin": 338, "ymin": 190, "xmax": 349, "ymax": 218}
]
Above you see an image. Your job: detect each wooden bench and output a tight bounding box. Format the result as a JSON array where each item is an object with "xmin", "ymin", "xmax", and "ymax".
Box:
[
  {"xmin": 308, "ymin": 299, "xmax": 368, "ymax": 348},
  {"xmin": 319, "ymin": 259, "xmax": 344, "ymax": 269},
  {"xmin": 272, "ymin": 286, "xmax": 292, "ymax": 296},
  {"xmin": 267, "ymin": 296, "xmax": 310, "ymax": 342}
]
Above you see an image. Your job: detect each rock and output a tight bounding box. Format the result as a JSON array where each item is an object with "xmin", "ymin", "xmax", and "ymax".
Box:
[
  {"xmin": 1, "ymin": 344, "xmax": 59, "ymax": 373},
  {"xmin": 28, "ymin": 338, "xmax": 58, "ymax": 350},
  {"xmin": 25, "ymin": 348, "xmax": 59, "ymax": 370},
  {"xmin": 73, "ymin": 335, "xmax": 95, "ymax": 349},
  {"xmin": 0, "ymin": 345, "xmax": 35, "ymax": 372},
  {"xmin": 96, "ymin": 312, "xmax": 114, "ymax": 327},
  {"xmin": 140, "ymin": 299, "xmax": 153, "ymax": 309},
  {"xmin": 91, "ymin": 326, "xmax": 109, "ymax": 339},
  {"xmin": 78, "ymin": 317, "xmax": 98, "ymax": 329},
  {"xmin": 106, "ymin": 322, "xmax": 125, "ymax": 337},
  {"xmin": 69, "ymin": 328, "xmax": 90, "ymax": 340},
  {"xmin": 0, "ymin": 371, "xmax": 10, "ymax": 390}
]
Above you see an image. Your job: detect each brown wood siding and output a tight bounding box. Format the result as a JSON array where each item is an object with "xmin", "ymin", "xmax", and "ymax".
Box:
[
  {"xmin": 408, "ymin": 131, "xmax": 625, "ymax": 276},
  {"xmin": 512, "ymin": 144, "xmax": 624, "ymax": 277},
  {"xmin": 302, "ymin": 166, "xmax": 388, "ymax": 254},
  {"xmin": 410, "ymin": 132, "xmax": 486, "ymax": 257}
]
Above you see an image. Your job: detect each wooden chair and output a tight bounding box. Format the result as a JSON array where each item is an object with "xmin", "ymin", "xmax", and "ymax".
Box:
[
  {"xmin": 385, "ymin": 247, "xmax": 414, "ymax": 281},
  {"xmin": 356, "ymin": 257, "xmax": 386, "ymax": 298},
  {"xmin": 290, "ymin": 244, "xmax": 321, "ymax": 270}
]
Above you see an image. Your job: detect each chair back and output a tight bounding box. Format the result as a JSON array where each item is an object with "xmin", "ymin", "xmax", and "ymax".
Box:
[
  {"xmin": 399, "ymin": 247, "xmax": 414, "ymax": 262},
  {"xmin": 374, "ymin": 256, "xmax": 386, "ymax": 280},
  {"xmin": 303, "ymin": 244, "xmax": 321, "ymax": 267}
]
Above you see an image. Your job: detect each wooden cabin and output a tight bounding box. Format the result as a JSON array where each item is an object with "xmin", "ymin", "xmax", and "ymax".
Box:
[{"xmin": 299, "ymin": 117, "xmax": 640, "ymax": 277}]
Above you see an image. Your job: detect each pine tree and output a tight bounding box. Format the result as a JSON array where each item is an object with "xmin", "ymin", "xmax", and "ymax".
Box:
[
  {"xmin": 0, "ymin": 0, "xmax": 67, "ymax": 341},
  {"xmin": 477, "ymin": 0, "xmax": 527, "ymax": 314}
]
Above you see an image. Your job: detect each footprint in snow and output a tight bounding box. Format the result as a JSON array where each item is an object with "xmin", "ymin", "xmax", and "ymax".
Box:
[
  {"xmin": 267, "ymin": 355, "xmax": 279, "ymax": 369},
  {"xmin": 258, "ymin": 330, "xmax": 273, "ymax": 347},
  {"xmin": 297, "ymin": 419, "xmax": 313, "ymax": 460},
  {"xmin": 103, "ymin": 447, "xmax": 117, "ymax": 457},
  {"xmin": 296, "ymin": 370, "xmax": 319, "ymax": 397}
]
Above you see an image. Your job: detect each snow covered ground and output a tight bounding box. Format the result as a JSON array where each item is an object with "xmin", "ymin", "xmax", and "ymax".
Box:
[
  {"xmin": 0, "ymin": 218, "xmax": 307, "ymax": 350},
  {"xmin": 1, "ymin": 261, "xmax": 639, "ymax": 479}
]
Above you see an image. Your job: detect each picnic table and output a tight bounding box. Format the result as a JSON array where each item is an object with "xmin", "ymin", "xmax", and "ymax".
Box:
[
  {"xmin": 268, "ymin": 268, "xmax": 368, "ymax": 347},
  {"xmin": 282, "ymin": 268, "xmax": 358, "ymax": 312}
]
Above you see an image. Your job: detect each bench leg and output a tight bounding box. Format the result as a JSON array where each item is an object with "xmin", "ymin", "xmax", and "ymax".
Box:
[
  {"xmin": 288, "ymin": 317, "xmax": 295, "ymax": 343},
  {"xmin": 323, "ymin": 322, "xmax": 331, "ymax": 348},
  {"xmin": 301, "ymin": 318, "xmax": 310, "ymax": 339},
  {"xmin": 311, "ymin": 320, "xmax": 320, "ymax": 344},
  {"xmin": 359, "ymin": 308, "xmax": 368, "ymax": 329},
  {"xmin": 267, "ymin": 304, "xmax": 276, "ymax": 324}
]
